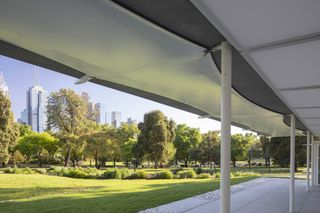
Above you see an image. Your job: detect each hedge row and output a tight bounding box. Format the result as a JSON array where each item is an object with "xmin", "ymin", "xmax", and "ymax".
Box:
[{"xmin": 3, "ymin": 166, "xmax": 258, "ymax": 180}]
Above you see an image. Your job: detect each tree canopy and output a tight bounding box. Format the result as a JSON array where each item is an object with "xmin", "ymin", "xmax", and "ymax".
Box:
[{"xmin": 0, "ymin": 93, "xmax": 19, "ymax": 166}]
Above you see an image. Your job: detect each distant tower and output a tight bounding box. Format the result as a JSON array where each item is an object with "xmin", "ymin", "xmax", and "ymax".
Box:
[
  {"xmin": 20, "ymin": 109, "xmax": 28, "ymax": 124},
  {"xmin": 26, "ymin": 67, "xmax": 48, "ymax": 132},
  {"xmin": 111, "ymin": 111, "xmax": 121, "ymax": 128},
  {"xmin": 95, "ymin": 103, "xmax": 107, "ymax": 124},
  {"xmin": 0, "ymin": 72, "xmax": 10, "ymax": 97}
]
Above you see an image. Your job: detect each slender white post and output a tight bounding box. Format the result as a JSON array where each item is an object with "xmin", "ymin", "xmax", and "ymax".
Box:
[
  {"xmin": 289, "ymin": 115, "xmax": 295, "ymax": 213},
  {"xmin": 220, "ymin": 41, "xmax": 232, "ymax": 213},
  {"xmin": 307, "ymin": 131, "xmax": 310, "ymax": 191},
  {"xmin": 311, "ymin": 135, "xmax": 315, "ymax": 186}
]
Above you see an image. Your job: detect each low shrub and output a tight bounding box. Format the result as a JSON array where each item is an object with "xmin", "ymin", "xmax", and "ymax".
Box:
[
  {"xmin": 33, "ymin": 168, "xmax": 47, "ymax": 174},
  {"xmin": 48, "ymin": 166, "xmax": 68, "ymax": 176},
  {"xmin": 154, "ymin": 170, "xmax": 173, "ymax": 179},
  {"xmin": 102, "ymin": 168, "xmax": 131, "ymax": 179},
  {"xmin": 213, "ymin": 173, "xmax": 220, "ymax": 178},
  {"xmin": 65, "ymin": 169, "xmax": 89, "ymax": 179},
  {"xmin": 128, "ymin": 170, "xmax": 147, "ymax": 179},
  {"xmin": 195, "ymin": 167, "xmax": 202, "ymax": 175},
  {"xmin": 4, "ymin": 167, "xmax": 35, "ymax": 174},
  {"xmin": 196, "ymin": 173, "xmax": 211, "ymax": 179},
  {"xmin": 177, "ymin": 170, "xmax": 196, "ymax": 179}
]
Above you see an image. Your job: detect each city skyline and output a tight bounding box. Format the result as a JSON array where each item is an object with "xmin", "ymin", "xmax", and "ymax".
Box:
[{"xmin": 0, "ymin": 55, "xmax": 247, "ymax": 134}]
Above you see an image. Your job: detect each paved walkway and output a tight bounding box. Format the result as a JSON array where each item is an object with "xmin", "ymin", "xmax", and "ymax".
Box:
[{"xmin": 139, "ymin": 178, "xmax": 320, "ymax": 213}]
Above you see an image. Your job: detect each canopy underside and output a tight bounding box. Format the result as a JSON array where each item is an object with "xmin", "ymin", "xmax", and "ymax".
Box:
[{"xmin": 0, "ymin": 0, "xmax": 308, "ymax": 136}]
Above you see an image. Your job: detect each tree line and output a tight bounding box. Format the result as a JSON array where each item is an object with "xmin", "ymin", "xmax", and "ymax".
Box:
[{"xmin": 0, "ymin": 89, "xmax": 307, "ymax": 169}]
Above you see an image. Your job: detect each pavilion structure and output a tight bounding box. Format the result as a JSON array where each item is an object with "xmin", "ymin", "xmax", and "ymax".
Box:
[{"xmin": 1, "ymin": 1, "xmax": 320, "ymax": 212}]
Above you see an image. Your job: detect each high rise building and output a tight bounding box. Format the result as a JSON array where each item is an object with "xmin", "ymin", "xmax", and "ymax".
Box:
[
  {"xmin": 127, "ymin": 117, "xmax": 137, "ymax": 125},
  {"xmin": 0, "ymin": 72, "xmax": 9, "ymax": 97},
  {"xmin": 95, "ymin": 103, "xmax": 107, "ymax": 124},
  {"xmin": 19, "ymin": 109, "xmax": 28, "ymax": 124},
  {"xmin": 26, "ymin": 68, "xmax": 47, "ymax": 132},
  {"xmin": 111, "ymin": 111, "xmax": 121, "ymax": 127}
]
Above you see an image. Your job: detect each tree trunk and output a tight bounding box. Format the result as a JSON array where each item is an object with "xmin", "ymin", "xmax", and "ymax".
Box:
[
  {"xmin": 248, "ymin": 159, "xmax": 251, "ymax": 170},
  {"xmin": 209, "ymin": 160, "xmax": 213, "ymax": 175},
  {"xmin": 95, "ymin": 152, "xmax": 98, "ymax": 168},
  {"xmin": 154, "ymin": 160, "xmax": 158, "ymax": 169},
  {"xmin": 64, "ymin": 145, "xmax": 72, "ymax": 167},
  {"xmin": 184, "ymin": 159, "xmax": 188, "ymax": 167},
  {"xmin": 113, "ymin": 158, "xmax": 116, "ymax": 167},
  {"xmin": 232, "ymin": 160, "xmax": 236, "ymax": 167}
]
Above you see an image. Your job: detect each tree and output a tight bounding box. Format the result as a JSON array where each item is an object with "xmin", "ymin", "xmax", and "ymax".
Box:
[
  {"xmin": 47, "ymin": 89, "xmax": 90, "ymax": 167},
  {"xmin": 231, "ymin": 134, "xmax": 249, "ymax": 167},
  {"xmin": 85, "ymin": 126, "xmax": 111, "ymax": 168},
  {"xmin": 117, "ymin": 123, "xmax": 139, "ymax": 167},
  {"xmin": 137, "ymin": 110, "xmax": 176, "ymax": 169},
  {"xmin": 174, "ymin": 124, "xmax": 201, "ymax": 167},
  {"xmin": 244, "ymin": 133, "xmax": 259, "ymax": 169},
  {"xmin": 0, "ymin": 93, "xmax": 20, "ymax": 167},
  {"xmin": 17, "ymin": 132, "xmax": 58, "ymax": 167},
  {"xmin": 260, "ymin": 136, "xmax": 271, "ymax": 169},
  {"xmin": 270, "ymin": 136, "xmax": 306, "ymax": 171},
  {"xmin": 197, "ymin": 131, "xmax": 220, "ymax": 173},
  {"xmin": 18, "ymin": 124, "xmax": 33, "ymax": 137}
]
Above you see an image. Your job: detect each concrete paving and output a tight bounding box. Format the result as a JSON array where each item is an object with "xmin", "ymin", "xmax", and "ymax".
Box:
[{"xmin": 139, "ymin": 178, "xmax": 320, "ymax": 213}]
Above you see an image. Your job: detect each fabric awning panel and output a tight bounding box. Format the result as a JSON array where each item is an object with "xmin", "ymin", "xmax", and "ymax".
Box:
[{"xmin": 0, "ymin": 0, "xmax": 304, "ymax": 136}]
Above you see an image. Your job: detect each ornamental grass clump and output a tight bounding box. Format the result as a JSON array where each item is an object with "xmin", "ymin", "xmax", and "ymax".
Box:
[
  {"xmin": 102, "ymin": 168, "xmax": 131, "ymax": 179},
  {"xmin": 128, "ymin": 170, "xmax": 147, "ymax": 179},
  {"xmin": 154, "ymin": 170, "xmax": 173, "ymax": 179},
  {"xmin": 196, "ymin": 173, "xmax": 211, "ymax": 179},
  {"xmin": 177, "ymin": 170, "xmax": 196, "ymax": 179}
]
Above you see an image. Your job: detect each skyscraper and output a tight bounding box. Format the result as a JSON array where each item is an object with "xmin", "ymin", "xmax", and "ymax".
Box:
[
  {"xmin": 26, "ymin": 68, "xmax": 47, "ymax": 132},
  {"xmin": 0, "ymin": 72, "xmax": 9, "ymax": 97},
  {"xmin": 20, "ymin": 109, "xmax": 28, "ymax": 124},
  {"xmin": 111, "ymin": 111, "xmax": 121, "ymax": 128},
  {"xmin": 127, "ymin": 117, "xmax": 137, "ymax": 125},
  {"xmin": 95, "ymin": 103, "xmax": 107, "ymax": 124}
]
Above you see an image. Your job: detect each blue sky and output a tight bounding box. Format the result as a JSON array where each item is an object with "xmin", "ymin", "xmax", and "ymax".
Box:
[{"xmin": 0, "ymin": 55, "xmax": 247, "ymax": 134}]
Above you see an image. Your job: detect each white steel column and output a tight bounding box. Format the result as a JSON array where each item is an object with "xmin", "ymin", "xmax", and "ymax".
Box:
[
  {"xmin": 289, "ymin": 115, "xmax": 295, "ymax": 213},
  {"xmin": 220, "ymin": 41, "xmax": 232, "ymax": 213},
  {"xmin": 311, "ymin": 135, "xmax": 315, "ymax": 186},
  {"xmin": 306, "ymin": 131, "xmax": 310, "ymax": 191}
]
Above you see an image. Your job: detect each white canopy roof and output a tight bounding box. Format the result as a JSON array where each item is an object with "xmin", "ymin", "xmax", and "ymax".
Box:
[
  {"xmin": 0, "ymin": 0, "xmax": 309, "ymax": 136},
  {"xmin": 193, "ymin": 0, "xmax": 320, "ymax": 136}
]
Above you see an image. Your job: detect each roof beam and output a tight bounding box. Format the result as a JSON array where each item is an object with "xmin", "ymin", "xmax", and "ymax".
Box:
[
  {"xmin": 279, "ymin": 85, "xmax": 320, "ymax": 92},
  {"xmin": 241, "ymin": 32, "xmax": 320, "ymax": 53}
]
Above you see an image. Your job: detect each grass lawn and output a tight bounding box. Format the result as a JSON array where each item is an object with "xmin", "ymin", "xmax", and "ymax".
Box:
[{"xmin": 0, "ymin": 174, "xmax": 257, "ymax": 213}]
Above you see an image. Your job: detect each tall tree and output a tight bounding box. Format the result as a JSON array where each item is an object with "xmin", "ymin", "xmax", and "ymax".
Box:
[
  {"xmin": 174, "ymin": 124, "xmax": 201, "ymax": 167},
  {"xmin": 85, "ymin": 125, "xmax": 115, "ymax": 168},
  {"xmin": 47, "ymin": 89, "xmax": 90, "ymax": 167},
  {"xmin": 0, "ymin": 93, "xmax": 19, "ymax": 167},
  {"xmin": 138, "ymin": 110, "xmax": 176, "ymax": 169},
  {"xmin": 245, "ymin": 133, "xmax": 259, "ymax": 169},
  {"xmin": 270, "ymin": 136, "xmax": 306, "ymax": 171},
  {"xmin": 117, "ymin": 123, "xmax": 139, "ymax": 166},
  {"xmin": 260, "ymin": 136, "xmax": 271, "ymax": 169},
  {"xmin": 231, "ymin": 134, "xmax": 249, "ymax": 167},
  {"xmin": 197, "ymin": 131, "xmax": 220, "ymax": 172}
]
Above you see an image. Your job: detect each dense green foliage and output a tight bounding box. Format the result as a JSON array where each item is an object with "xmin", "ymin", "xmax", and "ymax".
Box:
[
  {"xmin": 16, "ymin": 132, "xmax": 58, "ymax": 167},
  {"xmin": 174, "ymin": 124, "xmax": 201, "ymax": 167},
  {"xmin": 137, "ymin": 110, "xmax": 176, "ymax": 168},
  {"xmin": 270, "ymin": 136, "xmax": 306, "ymax": 169},
  {"xmin": 0, "ymin": 93, "xmax": 19, "ymax": 166},
  {"xmin": 47, "ymin": 89, "xmax": 90, "ymax": 167}
]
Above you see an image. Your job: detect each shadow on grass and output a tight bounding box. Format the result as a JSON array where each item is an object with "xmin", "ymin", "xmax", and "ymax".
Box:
[{"xmin": 0, "ymin": 177, "xmax": 256, "ymax": 213}]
